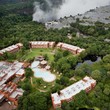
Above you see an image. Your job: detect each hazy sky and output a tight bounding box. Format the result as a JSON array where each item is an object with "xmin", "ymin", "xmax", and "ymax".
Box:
[
  {"xmin": 33, "ymin": 0, "xmax": 110, "ymax": 22},
  {"xmin": 57, "ymin": 0, "xmax": 110, "ymax": 18}
]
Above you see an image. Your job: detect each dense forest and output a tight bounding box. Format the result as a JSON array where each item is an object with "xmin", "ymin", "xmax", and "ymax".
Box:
[{"xmin": 0, "ymin": 1, "xmax": 110, "ymax": 110}]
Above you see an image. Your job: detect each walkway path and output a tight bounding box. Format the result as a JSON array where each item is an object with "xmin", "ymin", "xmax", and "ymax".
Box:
[
  {"xmin": 37, "ymin": 89, "xmax": 47, "ymax": 92},
  {"xmin": 30, "ymin": 77, "xmax": 47, "ymax": 92},
  {"xmin": 30, "ymin": 77, "xmax": 34, "ymax": 87}
]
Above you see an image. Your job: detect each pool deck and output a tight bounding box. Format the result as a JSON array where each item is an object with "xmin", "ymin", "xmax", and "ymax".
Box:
[{"xmin": 31, "ymin": 61, "xmax": 56, "ymax": 82}]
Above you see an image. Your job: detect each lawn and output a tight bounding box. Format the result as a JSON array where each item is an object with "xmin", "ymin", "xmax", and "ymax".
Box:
[
  {"xmin": 23, "ymin": 48, "xmax": 55, "ymax": 62},
  {"xmin": 32, "ymin": 77, "xmax": 55, "ymax": 91}
]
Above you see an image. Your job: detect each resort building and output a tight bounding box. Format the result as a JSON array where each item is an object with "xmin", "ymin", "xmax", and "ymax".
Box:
[
  {"xmin": 56, "ymin": 42, "xmax": 85, "ymax": 54},
  {"xmin": 35, "ymin": 56, "xmax": 44, "ymax": 61},
  {"xmin": 29, "ymin": 41, "xmax": 85, "ymax": 55},
  {"xmin": 0, "ymin": 52, "xmax": 3, "ymax": 56},
  {"xmin": 0, "ymin": 43, "xmax": 23, "ymax": 56},
  {"xmin": 29, "ymin": 41, "xmax": 55, "ymax": 48},
  {"xmin": 22, "ymin": 62, "xmax": 30, "ymax": 69},
  {"xmin": 0, "ymin": 82, "xmax": 24, "ymax": 106},
  {"xmin": 0, "ymin": 61, "xmax": 25, "ymax": 105},
  {"xmin": 51, "ymin": 76, "xmax": 96, "ymax": 109},
  {"xmin": 0, "ymin": 61, "xmax": 24, "ymax": 86},
  {"xmin": 40, "ymin": 60, "xmax": 47, "ymax": 68}
]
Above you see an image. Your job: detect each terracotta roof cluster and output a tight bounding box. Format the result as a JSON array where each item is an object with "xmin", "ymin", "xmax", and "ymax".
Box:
[
  {"xmin": 0, "ymin": 61, "xmax": 24, "ymax": 105},
  {"xmin": 0, "ymin": 43, "xmax": 23, "ymax": 56}
]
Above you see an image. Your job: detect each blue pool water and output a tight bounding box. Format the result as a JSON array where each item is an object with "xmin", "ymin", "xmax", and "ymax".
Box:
[{"xmin": 31, "ymin": 61, "xmax": 56, "ymax": 82}]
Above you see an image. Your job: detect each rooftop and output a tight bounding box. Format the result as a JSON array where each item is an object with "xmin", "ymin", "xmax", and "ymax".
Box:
[
  {"xmin": 0, "ymin": 94, "xmax": 4, "ymax": 100},
  {"xmin": 40, "ymin": 60, "xmax": 47, "ymax": 65},
  {"xmin": 57, "ymin": 42, "xmax": 85, "ymax": 53},
  {"xmin": 0, "ymin": 82, "xmax": 24, "ymax": 104},
  {"xmin": 0, "ymin": 43, "xmax": 23, "ymax": 54},
  {"xmin": 51, "ymin": 93, "xmax": 61, "ymax": 105},
  {"xmin": 16, "ymin": 69, "xmax": 25, "ymax": 76},
  {"xmin": 10, "ymin": 88, "xmax": 24, "ymax": 99},
  {"xmin": 51, "ymin": 76, "xmax": 96, "ymax": 105},
  {"xmin": 30, "ymin": 41, "xmax": 49, "ymax": 45},
  {"xmin": 0, "ymin": 61, "xmax": 24, "ymax": 86}
]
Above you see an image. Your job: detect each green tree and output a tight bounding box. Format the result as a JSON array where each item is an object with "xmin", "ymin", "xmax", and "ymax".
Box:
[
  {"xmin": 107, "ymin": 71, "xmax": 110, "ymax": 78},
  {"xmin": 103, "ymin": 54, "xmax": 110, "ymax": 63},
  {"xmin": 91, "ymin": 70, "xmax": 101, "ymax": 81},
  {"xmin": 67, "ymin": 56, "xmax": 78, "ymax": 67},
  {"xmin": 54, "ymin": 50, "xmax": 63, "ymax": 62},
  {"xmin": 18, "ymin": 92, "xmax": 48, "ymax": 110},
  {"xmin": 74, "ymin": 90, "xmax": 88, "ymax": 108},
  {"xmin": 25, "ymin": 68, "xmax": 34, "ymax": 78},
  {"xmin": 63, "ymin": 50, "xmax": 70, "ymax": 57},
  {"xmin": 22, "ymin": 81, "xmax": 32, "ymax": 92},
  {"xmin": 44, "ymin": 54, "xmax": 49, "ymax": 61},
  {"xmin": 59, "ymin": 76, "xmax": 69, "ymax": 86},
  {"xmin": 103, "ymin": 87, "xmax": 110, "ymax": 96}
]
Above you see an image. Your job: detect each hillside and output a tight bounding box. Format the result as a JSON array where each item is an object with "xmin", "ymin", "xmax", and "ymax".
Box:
[
  {"xmin": 76, "ymin": 5, "xmax": 110, "ymax": 24},
  {"xmin": 45, "ymin": 5, "xmax": 110, "ymax": 29}
]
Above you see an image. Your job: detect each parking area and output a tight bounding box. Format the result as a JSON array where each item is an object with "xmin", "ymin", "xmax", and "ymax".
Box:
[{"xmin": 0, "ymin": 102, "xmax": 17, "ymax": 110}]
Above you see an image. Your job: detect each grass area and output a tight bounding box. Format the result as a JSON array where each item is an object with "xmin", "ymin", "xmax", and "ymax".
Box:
[
  {"xmin": 94, "ymin": 107, "xmax": 100, "ymax": 110},
  {"xmin": 32, "ymin": 77, "xmax": 55, "ymax": 91},
  {"xmin": 23, "ymin": 48, "xmax": 54, "ymax": 63}
]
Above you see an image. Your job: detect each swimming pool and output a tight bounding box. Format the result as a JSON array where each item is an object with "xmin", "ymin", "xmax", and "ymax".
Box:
[{"xmin": 31, "ymin": 61, "xmax": 56, "ymax": 82}]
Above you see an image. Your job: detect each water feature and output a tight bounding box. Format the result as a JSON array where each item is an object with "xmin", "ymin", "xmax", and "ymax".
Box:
[
  {"xmin": 31, "ymin": 61, "xmax": 56, "ymax": 82},
  {"xmin": 76, "ymin": 56, "xmax": 101, "ymax": 68}
]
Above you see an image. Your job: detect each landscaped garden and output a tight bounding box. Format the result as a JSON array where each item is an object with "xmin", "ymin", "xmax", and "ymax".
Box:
[
  {"xmin": 23, "ymin": 48, "xmax": 55, "ymax": 62},
  {"xmin": 19, "ymin": 48, "xmax": 63, "ymax": 92}
]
